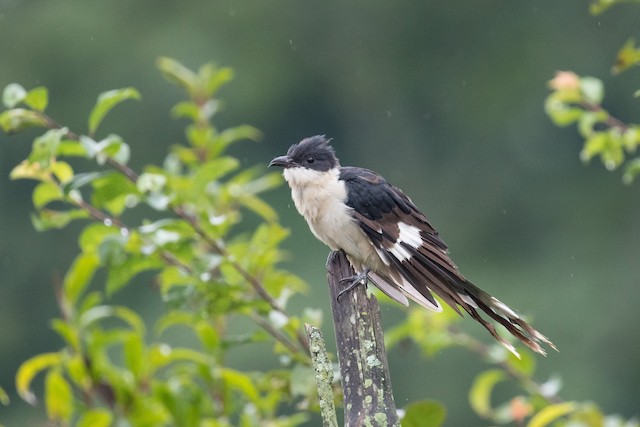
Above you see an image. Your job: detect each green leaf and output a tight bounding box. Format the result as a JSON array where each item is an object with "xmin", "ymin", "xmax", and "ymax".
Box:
[
  {"xmin": 469, "ymin": 369, "xmax": 507, "ymax": 419},
  {"xmin": 124, "ymin": 333, "xmax": 145, "ymax": 378},
  {"xmin": 401, "ymin": 400, "xmax": 447, "ymax": 427},
  {"xmin": 16, "ymin": 352, "xmax": 62, "ymax": 404},
  {"xmin": 80, "ymin": 305, "xmax": 146, "ymax": 335},
  {"xmin": 44, "ymin": 370, "xmax": 73, "ymax": 422},
  {"xmin": 199, "ymin": 63, "xmax": 234, "ymax": 97},
  {"xmin": 76, "ymin": 409, "xmax": 113, "ymax": 427},
  {"xmin": 64, "ymin": 252, "xmax": 100, "ymax": 305},
  {"xmin": 623, "ymin": 158, "xmax": 640, "ymax": 184},
  {"xmin": 51, "ymin": 161, "xmax": 74, "ymax": 184},
  {"xmin": 221, "ymin": 368, "xmax": 260, "ymax": 403},
  {"xmin": 0, "ymin": 387, "xmax": 10, "ymax": 406},
  {"xmin": 580, "ymin": 76, "xmax": 604, "ymax": 104},
  {"xmin": 31, "ymin": 209, "xmax": 88, "ymax": 231},
  {"xmin": 24, "ymin": 87, "xmax": 49, "ymax": 112},
  {"xmin": 612, "ymin": 38, "xmax": 640, "ymax": 75},
  {"xmin": 79, "ymin": 223, "xmax": 121, "ymax": 252},
  {"xmin": 238, "ymin": 194, "xmax": 278, "ymax": 222},
  {"xmin": 106, "ymin": 254, "xmax": 163, "ymax": 295},
  {"xmin": 57, "ymin": 140, "xmax": 88, "ymax": 157},
  {"xmin": 544, "ymin": 96, "xmax": 583, "ymax": 127},
  {"xmin": 170, "ymin": 101, "xmax": 202, "ymax": 121},
  {"xmin": 51, "ymin": 319, "xmax": 80, "ymax": 351},
  {"xmin": 91, "ymin": 172, "xmax": 139, "ymax": 215},
  {"xmin": 527, "ymin": 402, "xmax": 577, "ymax": 427},
  {"xmin": 156, "ymin": 57, "xmax": 198, "ymax": 95},
  {"xmin": 2, "ymin": 83, "xmax": 27, "ymax": 108},
  {"xmin": 195, "ymin": 321, "xmax": 220, "ymax": 350},
  {"xmin": 32, "ymin": 181, "xmax": 62, "ymax": 209},
  {"xmin": 0, "ymin": 108, "xmax": 48, "ymax": 133},
  {"xmin": 62, "ymin": 171, "xmax": 110, "ymax": 195},
  {"xmin": 28, "ymin": 128, "xmax": 67, "ymax": 167},
  {"xmin": 88, "ymin": 87, "xmax": 141, "ymax": 136},
  {"xmin": 81, "ymin": 134, "xmax": 131, "ymax": 165}
]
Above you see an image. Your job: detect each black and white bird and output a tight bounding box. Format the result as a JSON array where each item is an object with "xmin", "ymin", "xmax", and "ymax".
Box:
[{"xmin": 269, "ymin": 135, "xmax": 555, "ymax": 357}]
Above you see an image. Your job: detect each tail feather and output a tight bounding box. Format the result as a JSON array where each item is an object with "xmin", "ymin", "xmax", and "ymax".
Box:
[{"xmin": 460, "ymin": 280, "xmax": 557, "ymax": 357}]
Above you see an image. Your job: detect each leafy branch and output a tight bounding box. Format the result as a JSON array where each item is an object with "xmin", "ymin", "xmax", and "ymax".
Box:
[{"xmin": 2, "ymin": 58, "xmax": 318, "ymax": 426}]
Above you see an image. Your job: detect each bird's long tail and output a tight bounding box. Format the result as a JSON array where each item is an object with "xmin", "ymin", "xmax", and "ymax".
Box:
[{"xmin": 455, "ymin": 280, "xmax": 557, "ymax": 357}]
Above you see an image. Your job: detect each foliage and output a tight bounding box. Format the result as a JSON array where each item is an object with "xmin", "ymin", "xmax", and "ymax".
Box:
[
  {"xmin": 3, "ymin": 58, "xmax": 318, "ymax": 426},
  {"xmin": 2, "ymin": 55, "xmax": 638, "ymax": 426},
  {"xmin": 546, "ymin": 3, "xmax": 640, "ymax": 183}
]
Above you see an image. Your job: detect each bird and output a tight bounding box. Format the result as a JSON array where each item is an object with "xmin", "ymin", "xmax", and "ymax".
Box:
[{"xmin": 269, "ymin": 135, "xmax": 556, "ymax": 357}]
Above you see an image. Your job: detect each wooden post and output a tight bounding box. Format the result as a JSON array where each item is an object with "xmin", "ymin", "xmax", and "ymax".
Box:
[{"xmin": 326, "ymin": 250, "xmax": 400, "ymax": 427}]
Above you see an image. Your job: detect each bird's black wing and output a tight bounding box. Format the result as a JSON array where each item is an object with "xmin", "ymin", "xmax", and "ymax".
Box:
[{"xmin": 339, "ymin": 166, "xmax": 556, "ymax": 357}]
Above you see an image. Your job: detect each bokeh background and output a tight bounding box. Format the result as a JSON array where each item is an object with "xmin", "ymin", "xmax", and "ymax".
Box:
[{"xmin": 1, "ymin": 0, "xmax": 639, "ymax": 425}]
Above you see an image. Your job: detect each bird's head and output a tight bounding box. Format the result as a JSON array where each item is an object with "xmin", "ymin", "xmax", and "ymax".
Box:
[{"xmin": 269, "ymin": 135, "xmax": 340, "ymax": 173}]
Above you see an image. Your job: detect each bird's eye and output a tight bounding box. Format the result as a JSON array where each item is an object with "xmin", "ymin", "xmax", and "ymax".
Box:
[{"xmin": 306, "ymin": 156, "xmax": 315, "ymax": 164}]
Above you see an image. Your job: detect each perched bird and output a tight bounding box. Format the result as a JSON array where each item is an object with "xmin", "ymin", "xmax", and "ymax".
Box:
[{"xmin": 269, "ymin": 135, "xmax": 555, "ymax": 357}]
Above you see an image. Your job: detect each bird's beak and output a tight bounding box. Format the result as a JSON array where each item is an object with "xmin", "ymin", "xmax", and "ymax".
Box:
[{"xmin": 269, "ymin": 155, "xmax": 294, "ymax": 168}]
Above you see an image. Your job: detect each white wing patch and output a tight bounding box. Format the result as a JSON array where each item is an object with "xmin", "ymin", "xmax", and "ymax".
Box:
[
  {"xmin": 398, "ymin": 222, "xmax": 423, "ymax": 248},
  {"xmin": 389, "ymin": 243, "xmax": 412, "ymax": 261}
]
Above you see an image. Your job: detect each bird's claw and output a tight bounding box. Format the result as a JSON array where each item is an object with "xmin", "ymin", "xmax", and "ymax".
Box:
[{"xmin": 336, "ymin": 269, "xmax": 370, "ymax": 302}]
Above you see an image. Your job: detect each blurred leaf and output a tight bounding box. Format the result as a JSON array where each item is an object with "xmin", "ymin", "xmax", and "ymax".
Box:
[
  {"xmin": 469, "ymin": 369, "xmax": 507, "ymax": 419},
  {"xmin": 64, "ymin": 252, "xmax": 100, "ymax": 305},
  {"xmin": 24, "ymin": 87, "xmax": 49, "ymax": 112},
  {"xmin": 290, "ymin": 365, "xmax": 315, "ymax": 399},
  {"xmin": 538, "ymin": 375, "xmax": 563, "ymax": 399},
  {"xmin": 612, "ymin": 38, "xmax": 640, "ymax": 75},
  {"xmin": 195, "ymin": 321, "xmax": 220, "ymax": 350},
  {"xmin": 62, "ymin": 171, "xmax": 110, "ymax": 195},
  {"xmin": 57, "ymin": 139, "xmax": 87, "ymax": 157},
  {"xmin": 623, "ymin": 158, "xmax": 640, "ymax": 183},
  {"xmin": 199, "ymin": 63, "xmax": 234, "ymax": 97},
  {"xmin": 137, "ymin": 172, "xmax": 167, "ymax": 193},
  {"xmin": 544, "ymin": 96, "xmax": 583, "ymax": 127},
  {"xmin": 79, "ymin": 223, "xmax": 121, "ymax": 252},
  {"xmin": 16, "ymin": 352, "xmax": 62, "ymax": 405},
  {"xmin": 80, "ymin": 305, "xmax": 146, "ymax": 335},
  {"xmin": 10, "ymin": 160, "xmax": 51, "ymax": 181},
  {"xmin": 91, "ymin": 172, "xmax": 138, "ymax": 215},
  {"xmin": 32, "ymin": 181, "xmax": 62, "ymax": 209},
  {"xmin": 221, "ymin": 368, "xmax": 260, "ymax": 403},
  {"xmin": 580, "ymin": 76, "xmax": 604, "ymax": 104},
  {"xmin": 31, "ymin": 209, "xmax": 88, "ymax": 231},
  {"xmin": 88, "ymin": 87, "xmax": 141, "ymax": 136},
  {"xmin": 212, "ymin": 125, "xmax": 262, "ymax": 156},
  {"xmin": 50, "ymin": 319, "xmax": 80, "ymax": 351},
  {"xmin": 44, "ymin": 370, "xmax": 73, "ymax": 422},
  {"xmin": 76, "ymin": 409, "xmax": 113, "ymax": 427},
  {"xmin": 0, "ymin": 387, "xmax": 9, "ymax": 406},
  {"xmin": 238, "ymin": 194, "xmax": 278, "ymax": 222},
  {"xmin": 3, "ymin": 83, "xmax": 27, "ymax": 108},
  {"xmin": 578, "ymin": 110, "xmax": 608, "ymax": 138},
  {"xmin": 51, "ymin": 161, "xmax": 74, "ymax": 184},
  {"xmin": 506, "ymin": 350, "xmax": 536, "ymax": 377},
  {"xmin": 0, "ymin": 108, "xmax": 48, "ymax": 133},
  {"xmin": 157, "ymin": 57, "xmax": 199, "ymax": 96},
  {"xmin": 106, "ymin": 254, "xmax": 163, "ymax": 295},
  {"xmin": 171, "ymin": 101, "xmax": 201, "ymax": 121},
  {"xmin": 124, "ymin": 333, "xmax": 145, "ymax": 378},
  {"xmin": 401, "ymin": 400, "xmax": 447, "ymax": 427},
  {"xmin": 527, "ymin": 402, "xmax": 576, "ymax": 427},
  {"xmin": 28, "ymin": 127, "xmax": 67, "ymax": 167}
]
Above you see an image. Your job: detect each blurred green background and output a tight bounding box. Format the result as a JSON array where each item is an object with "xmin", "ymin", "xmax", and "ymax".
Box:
[{"xmin": 1, "ymin": 0, "xmax": 639, "ymax": 425}]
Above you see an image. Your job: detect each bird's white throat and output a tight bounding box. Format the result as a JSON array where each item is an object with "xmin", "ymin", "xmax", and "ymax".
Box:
[{"xmin": 282, "ymin": 167, "xmax": 377, "ymax": 270}]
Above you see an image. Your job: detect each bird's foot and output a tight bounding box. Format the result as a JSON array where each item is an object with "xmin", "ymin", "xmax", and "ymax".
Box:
[{"xmin": 337, "ymin": 268, "xmax": 370, "ymax": 302}]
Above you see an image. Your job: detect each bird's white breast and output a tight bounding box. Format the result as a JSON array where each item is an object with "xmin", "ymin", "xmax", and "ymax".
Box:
[{"xmin": 282, "ymin": 167, "xmax": 379, "ymax": 271}]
